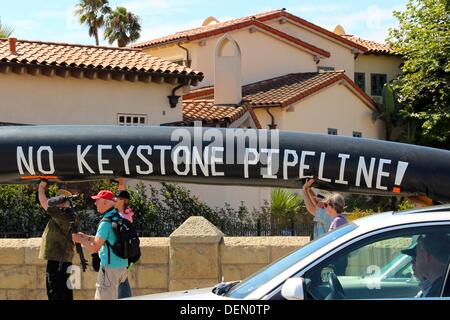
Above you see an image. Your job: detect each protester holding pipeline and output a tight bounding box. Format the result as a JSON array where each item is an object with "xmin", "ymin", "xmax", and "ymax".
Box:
[{"xmin": 37, "ymin": 180, "xmax": 79, "ymax": 300}]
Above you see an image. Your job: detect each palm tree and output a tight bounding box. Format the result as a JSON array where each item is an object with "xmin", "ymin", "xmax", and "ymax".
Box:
[
  {"xmin": 0, "ymin": 18, "xmax": 14, "ymax": 38},
  {"xmin": 104, "ymin": 6, "xmax": 141, "ymax": 47},
  {"xmin": 270, "ymin": 189, "xmax": 303, "ymax": 235},
  {"xmin": 75, "ymin": 0, "xmax": 111, "ymax": 46}
]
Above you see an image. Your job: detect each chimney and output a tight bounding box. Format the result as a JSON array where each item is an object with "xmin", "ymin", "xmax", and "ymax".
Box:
[
  {"xmin": 8, "ymin": 38, "xmax": 17, "ymax": 54},
  {"xmin": 214, "ymin": 36, "xmax": 242, "ymax": 105},
  {"xmin": 333, "ymin": 25, "xmax": 346, "ymax": 36}
]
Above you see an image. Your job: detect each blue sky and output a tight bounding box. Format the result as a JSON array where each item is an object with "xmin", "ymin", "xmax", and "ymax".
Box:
[{"xmin": 1, "ymin": 0, "xmax": 408, "ymax": 46}]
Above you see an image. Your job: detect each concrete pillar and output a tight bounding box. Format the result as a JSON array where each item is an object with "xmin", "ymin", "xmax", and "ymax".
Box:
[{"xmin": 168, "ymin": 216, "xmax": 224, "ymax": 291}]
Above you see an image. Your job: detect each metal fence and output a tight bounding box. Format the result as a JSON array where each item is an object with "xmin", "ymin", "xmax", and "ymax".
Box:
[
  {"xmin": 0, "ymin": 232, "xmax": 34, "ymax": 238},
  {"xmin": 137, "ymin": 222, "xmax": 180, "ymax": 237},
  {"xmin": 218, "ymin": 221, "xmax": 313, "ymax": 237},
  {"xmin": 0, "ymin": 221, "xmax": 313, "ymax": 238}
]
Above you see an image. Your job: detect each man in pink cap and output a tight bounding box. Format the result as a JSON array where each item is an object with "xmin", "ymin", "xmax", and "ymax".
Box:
[{"xmin": 72, "ymin": 190, "xmax": 128, "ymax": 300}]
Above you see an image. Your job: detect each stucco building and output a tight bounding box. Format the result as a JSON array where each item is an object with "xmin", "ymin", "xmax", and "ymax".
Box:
[
  {"xmin": 337, "ymin": 27, "xmax": 402, "ymax": 105},
  {"xmin": 0, "ymin": 38, "xmax": 203, "ymax": 126},
  {"xmin": 0, "ymin": 9, "xmax": 403, "ymax": 210},
  {"xmin": 132, "ymin": 9, "xmax": 403, "ymax": 208}
]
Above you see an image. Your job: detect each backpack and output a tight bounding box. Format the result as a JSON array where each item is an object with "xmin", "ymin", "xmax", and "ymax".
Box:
[{"xmin": 101, "ymin": 211, "xmax": 141, "ymax": 265}]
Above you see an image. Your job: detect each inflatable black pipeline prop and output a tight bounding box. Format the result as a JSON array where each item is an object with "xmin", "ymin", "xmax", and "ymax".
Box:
[{"xmin": 0, "ymin": 125, "xmax": 449, "ymax": 203}]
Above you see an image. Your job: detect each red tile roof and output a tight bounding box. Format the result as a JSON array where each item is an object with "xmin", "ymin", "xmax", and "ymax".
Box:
[
  {"xmin": 270, "ymin": 11, "xmax": 367, "ymax": 52},
  {"xmin": 0, "ymin": 38, "xmax": 203, "ymax": 82},
  {"xmin": 340, "ymin": 35, "xmax": 396, "ymax": 55},
  {"xmin": 186, "ymin": 86, "xmax": 215, "ymax": 99},
  {"xmin": 184, "ymin": 71, "xmax": 377, "ymax": 111},
  {"xmin": 133, "ymin": 9, "xmax": 365, "ymax": 53},
  {"xmin": 133, "ymin": 9, "xmax": 283, "ymax": 48},
  {"xmin": 182, "ymin": 99, "xmax": 252, "ymax": 126},
  {"xmin": 134, "ymin": 17, "xmax": 330, "ymax": 58}
]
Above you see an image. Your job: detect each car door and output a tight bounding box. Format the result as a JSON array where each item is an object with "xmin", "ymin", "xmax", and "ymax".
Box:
[
  {"xmin": 299, "ymin": 224, "xmax": 450, "ymax": 300},
  {"xmin": 442, "ymin": 260, "xmax": 450, "ymax": 297}
]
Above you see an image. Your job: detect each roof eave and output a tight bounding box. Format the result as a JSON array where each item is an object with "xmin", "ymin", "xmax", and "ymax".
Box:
[
  {"xmin": 252, "ymin": 21, "xmax": 330, "ymax": 58},
  {"xmin": 364, "ymin": 50, "xmax": 399, "ymax": 56},
  {"xmin": 133, "ymin": 37, "xmax": 189, "ymax": 49},
  {"xmin": 0, "ymin": 61, "xmax": 204, "ymax": 84},
  {"xmin": 250, "ymin": 103, "xmax": 283, "ymax": 108},
  {"xmin": 137, "ymin": 17, "xmax": 331, "ymax": 58},
  {"xmin": 250, "ymin": 74, "xmax": 377, "ymax": 112},
  {"xmin": 261, "ymin": 11, "xmax": 368, "ymax": 53}
]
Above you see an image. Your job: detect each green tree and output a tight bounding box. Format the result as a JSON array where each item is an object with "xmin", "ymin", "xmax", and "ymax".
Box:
[
  {"xmin": 0, "ymin": 18, "xmax": 14, "ymax": 38},
  {"xmin": 75, "ymin": 0, "xmax": 111, "ymax": 46},
  {"xmin": 104, "ymin": 6, "xmax": 141, "ymax": 47},
  {"xmin": 387, "ymin": 0, "xmax": 450, "ymax": 148},
  {"xmin": 270, "ymin": 188, "xmax": 308, "ymax": 235},
  {"xmin": 0, "ymin": 185, "xmax": 44, "ymax": 236},
  {"xmin": 372, "ymin": 83, "xmax": 403, "ymax": 141}
]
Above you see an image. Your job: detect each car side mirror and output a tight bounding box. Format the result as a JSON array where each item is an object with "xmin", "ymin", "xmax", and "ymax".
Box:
[{"xmin": 281, "ymin": 277, "xmax": 306, "ymax": 300}]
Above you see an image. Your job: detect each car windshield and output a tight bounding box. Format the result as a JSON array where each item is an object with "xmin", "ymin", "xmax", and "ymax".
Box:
[{"xmin": 225, "ymin": 223, "xmax": 357, "ymax": 299}]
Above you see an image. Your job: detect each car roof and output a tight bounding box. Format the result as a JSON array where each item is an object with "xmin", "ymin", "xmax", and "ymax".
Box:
[{"xmin": 353, "ymin": 204, "xmax": 450, "ymax": 233}]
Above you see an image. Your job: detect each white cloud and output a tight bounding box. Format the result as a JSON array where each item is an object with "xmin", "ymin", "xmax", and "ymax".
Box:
[
  {"xmin": 121, "ymin": 0, "xmax": 171, "ymax": 11},
  {"xmin": 118, "ymin": 0, "xmax": 196, "ymax": 15},
  {"xmin": 50, "ymin": 30, "xmax": 96, "ymax": 45},
  {"xmin": 309, "ymin": 4, "xmax": 405, "ymax": 41},
  {"xmin": 34, "ymin": 9, "xmax": 66, "ymax": 19},
  {"xmin": 138, "ymin": 19, "xmax": 203, "ymax": 41},
  {"xmin": 5, "ymin": 19, "xmax": 40, "ymax": 38},
  {"xmin": 137, "ymin": 14, "xmax": 238, "ymax": 42},
  {"xmin": 65, "ymin": 5, "xmax": 85, "ymax": 31},
  {"xmin": 34, "ymin": 5, "xmax": 84, "ymax": 32},
  {"xmin": 293, "ymin": 3, "xmax": 352, "ymax": 15}
]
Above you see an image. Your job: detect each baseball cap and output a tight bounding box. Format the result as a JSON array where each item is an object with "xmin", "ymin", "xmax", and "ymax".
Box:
[
  {"xmin": 116, "ymin": 190, "xmax": 130, "ymax": 200},
  {"xmin": 91, "ymin": 190, "xmax": 115, "ymax": 201},
  {"xmin": 324, "ymin": 193, "xmax": 345, "ymax": 211},
  {"xmin": 56, "ymin": 189, "xmax": 72, "ymax": 197},
  {"xmin": 401, "ymin": 244, "xmax": 417, "ymax": 257},
  {"xmin": 420, "ymin": 233, "xmax": 450, "ymax": 263}
]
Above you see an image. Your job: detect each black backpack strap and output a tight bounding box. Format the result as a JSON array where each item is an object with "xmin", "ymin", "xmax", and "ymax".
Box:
[
  {"xmin": 106, "ymin": 241, "xmax": 111, "ymax": 265},
  {"xmin": 99, "ymin": 216, "xmax": 115, "ymax": 266}
]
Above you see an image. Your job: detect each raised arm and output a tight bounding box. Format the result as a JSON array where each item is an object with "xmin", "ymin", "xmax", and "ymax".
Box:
[
  {"xmin": 303, "ymin": 179, "xmax": 318, "ymax": 215},
  {"xmin": 118, "ymin": 177, "xmax": 126, "ymax": 191},
  {"xmin": 38, "ymin": 180, "xmax": 49, "ymax": 211}
]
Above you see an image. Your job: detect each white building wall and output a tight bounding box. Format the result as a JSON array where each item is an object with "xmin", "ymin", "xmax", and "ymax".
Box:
[
  {"xmin": 0, "ymin": 73, "xmax": 182, "ymax": 125},
  {"xmin": 266, "ymin": 20, "xmax": 355, "ymax": 78}
]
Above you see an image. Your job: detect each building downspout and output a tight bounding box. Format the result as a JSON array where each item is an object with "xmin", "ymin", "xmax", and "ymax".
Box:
[
  {"xmin": 177, "ymin": 42, "xmax": 192, "ymax": 68},
  {"xmin": 265, "ymin": 107, "xmax": 277, "ymax": 129},
  {"xmin": 168, "ymin": 81, "xmax": 188, "ymax": 108}
]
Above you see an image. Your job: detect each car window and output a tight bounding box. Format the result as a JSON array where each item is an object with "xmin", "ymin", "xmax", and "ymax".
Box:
[
  {"xmin": 392, "ymin": 260, "xmax": 414, "ymax": 279},
  {"xmin": 302, "ymin": 225, "xmax": 450, "ymax": 300},
  {"xmin": 378, "ymin": 252, "xmax": 414, "ymax": 280},
  {"xmin": 225, "ymin": 223, "xmax": 357, "ymax": 299}
]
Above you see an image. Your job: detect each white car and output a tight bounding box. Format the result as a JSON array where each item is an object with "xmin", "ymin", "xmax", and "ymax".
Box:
[{"xmin": 130, "ymin": 205, "xmax": 450, "ymax": 300}]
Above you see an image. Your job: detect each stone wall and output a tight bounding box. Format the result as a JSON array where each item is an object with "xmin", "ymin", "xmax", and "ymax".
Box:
[
  {"xmin": 0, "ymin": 237, "xmax": 171, "ymax": 300},
  {"xmin": 0, "ymin": 217, "xmax": 309, "ymax": 300}
]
